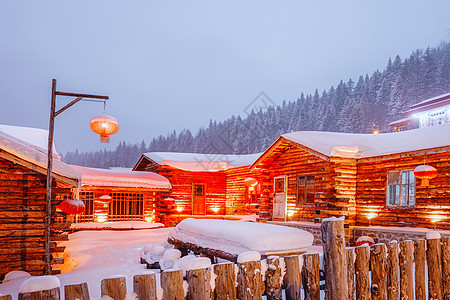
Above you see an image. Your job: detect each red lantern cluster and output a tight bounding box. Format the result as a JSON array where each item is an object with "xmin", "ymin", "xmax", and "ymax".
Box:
[
  {"xmin": 90, "ymin": 115, "xmax": 119, "ymax": 143},
  {"xmin": 59, "ymin": 200, "xmax": 85, "ymax": 215},
  {"xmin": 414, "ymin": 165, "xmax": 438, "ymax": 187}
]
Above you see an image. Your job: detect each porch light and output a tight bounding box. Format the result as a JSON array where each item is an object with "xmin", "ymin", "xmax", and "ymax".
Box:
[
  {"xmin": 211, "ymin": 207, "xmax": 220, "ymax": 213},
  {"xmin": 367, "ymin": 212, "xmax": 377, "ymax": 226},
  {"xmin": 90, "ymin": 115, "xmax": 119, "ymax": 143}
]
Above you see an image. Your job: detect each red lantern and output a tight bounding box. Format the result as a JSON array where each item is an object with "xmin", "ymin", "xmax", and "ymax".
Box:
[
  {"xmin": 244, "ymin": 177, "xmax": 258, "ymax": 187},
  {"xmin": 355, "ymin": 236, "xmax": 375, "ymax": 247},
  {"xmin": 98, "ymin": 195, "xmax": 113, "ymax": 203},
  {"xmin": 59, "ymin": 200, "xmax": 85, "ymax": 215},
  {"xmin": 414, "ymin": 165, "xmax": 438, "ymax": 187},
  {"xmin": 90, "ymin": 115, "xmax": 119, "ymax": 143}
]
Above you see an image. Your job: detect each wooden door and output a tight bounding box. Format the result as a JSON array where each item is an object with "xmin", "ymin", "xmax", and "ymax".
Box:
[
  {"xmin": 192, "ymin": 184, "xmax": 206, "ymax": 215},
  {"xmin": 273, "ymin": 176, "xmax": 287, "ymax": 219}
]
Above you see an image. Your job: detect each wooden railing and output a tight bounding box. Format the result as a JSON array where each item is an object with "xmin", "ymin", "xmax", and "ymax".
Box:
[{"xmin": 4, "ymin": 219, "xmax": 450, "ymax": 299}]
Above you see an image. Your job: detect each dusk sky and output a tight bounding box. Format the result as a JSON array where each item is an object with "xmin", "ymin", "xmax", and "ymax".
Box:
[{"xmin": 0, "ymin": 1, "xmax": 449, "ymax": 154}]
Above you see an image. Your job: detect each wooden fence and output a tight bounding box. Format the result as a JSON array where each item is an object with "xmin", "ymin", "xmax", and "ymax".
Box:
[{"xmin": 4, "ymin": 218, "xmax": 450, "ymax": 299}]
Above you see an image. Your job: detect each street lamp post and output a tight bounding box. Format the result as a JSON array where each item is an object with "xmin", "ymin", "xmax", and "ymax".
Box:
[{"xmin": 45, "ymin": 79, "xmax": 110, "ymax": 274}]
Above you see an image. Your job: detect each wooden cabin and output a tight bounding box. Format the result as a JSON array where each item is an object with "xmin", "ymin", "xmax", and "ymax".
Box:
[
  {"xmin": 133, "ymin": 152, "xmax": 263, "ymax": 221},
  {"xmin": 69, "ymin": 165, "xmax": 171, "ymax": 225},
  {"xmin": 250, "ymin": 123, "xmax": 450, "ymax": 229},
  {"xmin": 0, "ymin": 125, "xmax": 80, "ymax": 279}
]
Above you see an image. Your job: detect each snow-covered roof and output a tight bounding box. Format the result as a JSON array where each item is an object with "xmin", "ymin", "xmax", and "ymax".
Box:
[
  {"xmin": 72, "ymin": 165, "xmax": 172, "ymax": 189},
  {"xmin": 280, "ymin": 123, "xmax": 450, "ymax": 159},
  {"xmin": 0, "ymin": 124, "xmax": 60, "ymax": 157},
  {"xmin": 0, "ymin": 129, "xmax": 81, "ymax": 184},
  {"xmin": 141, "ymin": 152, "xmax": 262, "ymax": 172}
]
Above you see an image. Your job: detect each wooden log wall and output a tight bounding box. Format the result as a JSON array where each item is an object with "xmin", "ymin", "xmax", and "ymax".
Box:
[
  {"xmin": 156, "ymin": 166, "xmax": 227, "ymax": 216},
  {"xmin": 0, "ymin": 157, "xmax": 72, "ymax": 279},
  {"xmin": 356, "ymin": 151, "xmax": 450, "ymax": 229}
]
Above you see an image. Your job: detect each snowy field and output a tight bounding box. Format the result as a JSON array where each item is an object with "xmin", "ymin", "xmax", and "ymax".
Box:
[{"xmin": 0, "ymin": 221, "xmax": 322, "ymax": 299}]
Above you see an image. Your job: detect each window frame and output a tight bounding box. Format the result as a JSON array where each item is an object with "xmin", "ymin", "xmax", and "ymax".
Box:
[
  {"xmin": 296, "ymin": 174, "xmax": 315, "ymax": 205},
  {"xmin": 386, "ymin": 169, "xmax": 416, "ymax": 207}
]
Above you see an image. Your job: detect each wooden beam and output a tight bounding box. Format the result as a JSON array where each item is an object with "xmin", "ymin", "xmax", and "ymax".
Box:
[{"xmin": 55, "ymin": 91, "xmax": 109, "ymax": 100}]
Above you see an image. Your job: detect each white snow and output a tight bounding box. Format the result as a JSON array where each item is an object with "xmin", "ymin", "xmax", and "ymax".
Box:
[
  {"xmin": 280, "ymin": 122, "xmax": 450, "ymax": 159},
  {"xmin": 3, "ymin": 271, "xmax": 31, "ymax": 283},
  {"xmin": 71, "ymin": 221, "xmax": 164, "ymax": 230},
  {"xmin": 237, "ymin": 251, "xmax": 261, "ymax": 263},
  {"xmin": 19, "ymin": 276, "xmax": 60, "ymax": 293},
  {"xmin": 168, "ymin": 219, "xmax": 313, "ymax": 256},
  {"xmin": 159, "ymin": 249, "xmax": 182, "ymax": 270},
  {"xmin": 71, "ymin": 165, "xmax": 172, "ymax": 189},
  {"xmin": 145, "ymin": 245, "xmax": 166, "ymax": 264},
  {"xmin": 426, "ymin": 230, "xmax": 441, "ymax": 240},
  {"xmin": 142, "ymin": 152, "xmax": 262, "ymax": 172}
]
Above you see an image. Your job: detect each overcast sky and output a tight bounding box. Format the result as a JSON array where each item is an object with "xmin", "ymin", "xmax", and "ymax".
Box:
[{"xmin": 0, "ymin": 1, "xmax": 449, "ymax": 154}]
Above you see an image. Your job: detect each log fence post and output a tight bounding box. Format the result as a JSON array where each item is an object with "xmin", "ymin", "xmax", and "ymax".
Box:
[
  {"xmin": 0, "ymin": 296, "xmax": 12, "ymax": 300},
  {"xmin": 18, "ymin": 288, "xmax": 60, "ymax": 300},
  {"xmin": 101, "ymin": 277, "xmax": 126, "ymax": 300},
  {"xmin": 386, "ymin": 241, "xmax": 399, "ymax": 300},
  {"xmin": 133, "ymin": 273, "xmax": 157, "ymax": 300},
  {"xmin": 303, "ymin": 253, "xmax": 320, "ymax": 300},
  {"xmin": 427, "ymin": 237, "xmax": 443, "ymax": 300},
  {"xmin": 370, "ymin": 243, "xmax": 387, "ymax": 300},
  {"xmin": 213, "ymin": 263, "xmax": 236, "ymax": 300},
  {"xmin": 237, "ymin": 260, "xmax": 264, "ymax": 300},
  {"xmin": 321, "ymin": 218, "xmax": 348, "ymax": 300},
  {"xmin": 442, "ymin": 237, "xmax": 450, "ymax": 298},
  {"xmin": 284, "ymin": 255, "xmax": 302, "ymax": 300},
  {"xmin": 161, "ymin": 269, "xmax": 185, "ymax": 300},
  {"xmin": 414, "ymin": 239, "xmax": 426, "ymax": 300},
  {"xmin": 186, "ymin": 267, "xmax": 211, "ymax": 300},
  {"xmin": 355, "ymin": 245, "xmax": 370, "ymax": 300},
  {"xmin": 399, "ymin": 240, "xmax": 414, "ymax": 300},
  {"xmin": 265, "ymin": 256, "xmax": 283, "ymax": 300},
  {"xmin": 64, "ymin": 283, "xmax": 90, "ymax": 300},
  {"xmin": 346, "ymin": 248, "xmax": 355, "ymax": 299}
]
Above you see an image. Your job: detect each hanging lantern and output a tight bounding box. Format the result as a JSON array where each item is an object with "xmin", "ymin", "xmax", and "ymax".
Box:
[
  {"xmin": 59, "ymin": 200, "xmax": 85, "ymax": 215},
  {"xmin": 98, "ymin": 195, "xmax": 113, "ymax": 203},
  {"xmin": 90, "ymin": 115, "xmax": 119, "ymax": 143},
  {"xmin": 414, "ymin": 165, "xmax": 438, "ymax": 187},
  {"xmin": 244, "ymin": 177, "xmax": 258, "ymax": 187}
]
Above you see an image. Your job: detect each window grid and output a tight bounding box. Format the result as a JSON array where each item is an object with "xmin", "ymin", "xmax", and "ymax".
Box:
[
  {"xmin": 387, "ymin": 170, "xmax": 415, "ymax": 207},
  {"xmin": 297, "ymin": 175, "xmax": 315, "ymax": 205},
  {"xmin": 78, "ymin": 192, "xmax": 95, "ymax": 222},
  {"xmin": 109, "ymin": 192, "xmax": 144, "ymax": 221}
]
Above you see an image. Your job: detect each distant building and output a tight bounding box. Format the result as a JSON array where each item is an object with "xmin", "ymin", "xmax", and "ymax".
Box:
[{"xmin": 389, "ymin": 92, "xmax": 450, "ymax": 132}]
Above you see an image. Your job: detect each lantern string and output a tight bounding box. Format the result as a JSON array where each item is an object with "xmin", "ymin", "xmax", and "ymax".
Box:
[{"xmin": 103, "ymin": 101, "xmax": 106, "ymax": 114}]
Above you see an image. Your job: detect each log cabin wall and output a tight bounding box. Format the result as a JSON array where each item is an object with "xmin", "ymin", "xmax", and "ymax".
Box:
[
  {"xmin": 0, "ymin": 156, "xmax": 72, "ymax": 280},
  {"xmin": 224, "ymin": 166, "xmax": 266, "ymax": 215},
  {"xmin": 356, "ymin": 150, "xmax": 450, "ymax": 229},
  {"xmin": 156, "ymin": 166, "xmax": 227, "ymax": 215}
]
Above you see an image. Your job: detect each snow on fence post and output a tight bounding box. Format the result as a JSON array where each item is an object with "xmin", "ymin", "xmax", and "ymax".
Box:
[
  {"xmin": 186, "ymin": 267, "xmax": 211, "ymax": 300},
  {"xmin": 161, "ymin": 269, "xmax": 185, "ymax": 300},
  {"xmin": 427, "ymin": 237, "xmax": 443, "ymax": 300},
  {"xmin": 284, "ymin": 255, "xmax": 302, "ymax": 300},
  {"xmin": 237, "ymin": 260, "xmax": 264, "ymax": 300},
  {"xmin": 64, "ymin": 283, "xmax": 90, "ymax": 300},
  {"xmin": 133, "ymin": 273, "xmax": 157, "ymax": 300},
  {"xmin": 101, "ymin": 277, "xmax": 126, "ymax": 300},
  {"xmin": 321, "ymin": 217, "xmax": 348, "ymax": 300},
  {"xmin": 303, "ymin": 253, "xmax": 320, "ymax": 300},
  {"xmin": 355, "ymin": 245, "xmax": 370, "ymax": 299},
  {"xmin": 18, "ymin": 288, "xmax": 60, "ymax": 300},
  {"xmin": 213, "ymin": 262, "xmax": 236, "ymax": 300},
  {"xmin": 346, "ymin": 248, "xmax": 355, "ymax": 299},
  {"xmin": 0, "ymin": 295, "xmax": 12, "ymax": 300},
  {"xmin": 399, "ymin": 240, "xmax": 414, "ymax": 300},
  {"xmin": 370, "ymin": 243, "xmax": 387, "ymax": 299},
  {"xmin": 414, "ymin": 239, "xmax": 426, "ymax": 300},
  {"xmin": 441, "ymin": 237, "xmax": 450, "ymax": 298},
  {"xmin": 265, "ymin": 256, "xmax": 283, "ymax": 300},
  {"xmin": 386, "ymin": 241, "xmax": 399, "ymax": 300}
]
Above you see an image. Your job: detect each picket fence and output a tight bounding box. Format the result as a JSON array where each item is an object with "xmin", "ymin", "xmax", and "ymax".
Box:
[{"xmin": 3, "ymin": 218, "xmax": 450, "ymax": 300}]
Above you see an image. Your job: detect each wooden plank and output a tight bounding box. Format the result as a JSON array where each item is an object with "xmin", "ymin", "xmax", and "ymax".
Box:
[
  {"xmin": 355, "ymin": 245, "xmax": 370, "ymax": 300},
  {"xmin": 237, "ymin": 260, "xmax": 264, "ymax": 300},
  {"xmin": 161, "ymin": 269, "xmax": 185, "ymax": 300},
  {"xmin": 371, "ymin": 243, "xmax": 387, "ymax": 300},
  {"xmin": 442, "ymin": 237, "xmax": 450, "ymax": 299},
  {"xmin": 64, "ymin": 283, "xmax": 90, "ymax": 300},
  {"xmin": 101, "ymin": 277, "xmax": 126, "ymax": 300},
  {"xmin": 303, "ymin": 253, "xmax": 320, "ymax": 300},
  {"xmin": 346, "ymin": 248, "xmax": 355, "ymax": 299},
  {"xmin": 133, "ymin": 273, "xmax": 157, "ymax": 300},
  {"xmin": 186, "ymin": 267, "xmax": 211, "ymax": 300},
  {"xmin": 427, "ymin": 238, "xmax": 443, "ymax": 300},
  {"xmin": 284, "ymin": 255, "xmax": 302, "ymax": 300},
  {"xmin": 399, "ymin": 240, "xmax": 414, "ymax": 300},
  {"xmin": 213, "ymin": 263, "xmax": 236, "ymax": 300},
  {"xmin": 265, "ymin": 256, "xmax": 283, "ymax": 300},
  {"xmin": 414, "ymin": 240, "xmax": 426, "ymax": 300},
  {"xmin": 386, "ymin": 241, "xmax": 399, "ymax": 300}
]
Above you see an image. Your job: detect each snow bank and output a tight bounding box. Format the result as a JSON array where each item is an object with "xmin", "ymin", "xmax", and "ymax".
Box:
[
  {"xmin": 145, "ymin": 245, "xmax": 166, "ymax": 264},
  {"xmin": 71, "ymin": 221, "xmax": 164, "ymax": 230},
  {"xmin": 3, "ymin": 271, "xmax": 31, "ymax": 282},
  {"xmin": 168, "ymin": 219, "xmax": 313, "ymax": 256},
  {"xmin": 159, "ymin": 249, "xmax": 182, "ymax": 270},
  {"xmin": 237, "ymin": 251, "xmax": 261, "ymax": 263},
  {"xmin": 19, "ymin": 276, "xmax": 60, "ymax": 293},
  {"xmin": 172, "ymin": 256, "xmax": 211, "ymax": 276},
  {"xmin": 427, "ymin": 230, "xmax": 441, "ymax": 240}
]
